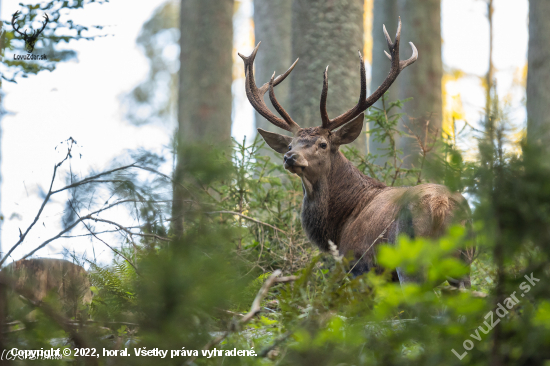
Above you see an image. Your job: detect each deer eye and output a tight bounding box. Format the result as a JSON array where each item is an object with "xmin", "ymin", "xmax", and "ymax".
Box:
[
  {"xmin": 288, "ymin": 145, "xmax": 292, "ymax": 151},
  {"xmin": 320, "ymin": 142, "xmax": 327, "ymax": 149}
]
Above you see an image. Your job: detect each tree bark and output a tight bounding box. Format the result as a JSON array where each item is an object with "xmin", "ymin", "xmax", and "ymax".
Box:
[
  {"xmin": 369, "ymin": 0, "xmax": 399, "ymax": 160},
  {"xmin": 527, "ymin": 0, "xmax": 550, "ymax": 147},
  {"xmin": 397, "ymin": 0, "xmax": 442, "ymax": 167},
  {"xmin": 177, "ymin": 0, "xmax": 234, "ymax": 143},
  {"xmin": 0, "ymin": 0, "xmax": 4, "ymax": 259},
  {"xmin": 253, "ymin": 0, "xmax": 292, "ymax": 137},
  {"xmin": 0, "ymin": 0, "xmax": 5, "ymax": 340},
  {"xmin": 289, "ymin": 0, "xmax": 366, "ymax": 152},
  {"xmin": 173, "ymin": 0, "xmax": 234, "ymax": 236}
]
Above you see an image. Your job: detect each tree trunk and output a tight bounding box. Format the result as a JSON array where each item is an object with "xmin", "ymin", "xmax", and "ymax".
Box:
[
  {"xmin": 289, "ymin": 0, "xmax": 365, "ymax": 152},
  {"xmin": 177, "ymin": 0, "xmax": 234, "ymax": 143},
  {"xmin": 527, "ymin": 0, "xmax": 550, "ymax": 147},
  {"xmin": 369, "ymin": 0, "xmax": 399, "ymax": 160},
  {"xmin": 253, "ymin": 0, "xmax": 292, "ymax": 138},
  {"xmin": 397, "ymin": 0, "xmax": 442, "ymax": 167},
  {"xmin": 0, "ymin": 0, "xmax": 4, "ymax": 348},
  {"xmin": 0, "ymin": 0, "xmax": 4, "ymax": 259},
  {"xmin": 486, "ymin": 0, "xmax": 494, "ymax": 119},
  {"xmin": 173, "ymin": 0, "xmax": 234, "ymax": 236}
]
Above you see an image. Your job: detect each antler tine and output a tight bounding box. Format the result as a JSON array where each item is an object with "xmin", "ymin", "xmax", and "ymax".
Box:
[
  {"xmin": 269, "ymin": 72, "xmax": 299, "ymax": 132},
  {"xmin": 11, "ymin": 11, "xmax": 25, "ymax": 36},
  {"xmin": 383, "ymin": 24, "xmax": 393, "ymax": 50},
  {"xmin": 36, "ymin": 13, "xmax": 49, "ymax": 36},
  {"xmin": 321, "ymin": 17, "xmax": 417, "ymax": 131},
  {"xmin": 239, "ymin": 42, "xmax": 300, "ymax": 133},
  {"xmin": 320, "ymin": 51, "xmax": 368, "ymax": 131},
  {"xmin": 385, "ymin": 44, "xmax": 418, "ymax": 71},
  {"xmin": 320, "ymin": 66, "xmax": 330, "ymax": 128},
  {"xmin": 260, "ymin": 58, "xmax": 299, "ymax": 95}
]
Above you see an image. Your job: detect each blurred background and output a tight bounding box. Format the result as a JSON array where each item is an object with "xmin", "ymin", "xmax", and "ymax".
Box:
[
  {"xmin": 0, "ymin": 0, "xmax": 529, "ymax": 264},
  {"xmin": 3, "ymin": 1, "xmax": 550, "ymax": 365}
]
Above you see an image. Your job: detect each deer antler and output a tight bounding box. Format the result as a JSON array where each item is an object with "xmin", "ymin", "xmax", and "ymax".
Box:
[
  {"xmin": 35, "ymin": 13, "xmax": 49, "ymax": 38},
  {"xmin": 11, "ymin": 11, "xmax": 49, "ymax": 39},
  {"xmin": 239, "ymin": 42, "xmax": 301, "ymax": 133},
  {"xmin": 320, "ymin": 17, "xmax": 418, "ymax": 131},
  {"xmin": 11, "ymin": 11, "xmax": 25, "ymax": 37}
]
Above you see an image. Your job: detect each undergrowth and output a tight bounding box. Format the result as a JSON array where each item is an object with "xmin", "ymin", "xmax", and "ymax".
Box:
[{"xmin": 3, "ymin": 95, "xmax": 550, "ymax": 365}]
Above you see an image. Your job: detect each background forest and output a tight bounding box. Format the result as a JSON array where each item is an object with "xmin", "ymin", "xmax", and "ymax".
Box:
[{"xmin": 1, "ymin": 0, "xmax": 550, "ymax": 365}]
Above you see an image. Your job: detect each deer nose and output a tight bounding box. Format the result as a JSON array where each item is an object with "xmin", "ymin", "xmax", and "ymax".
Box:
[{"xmin": 284, "ymin": 153, "xmax": 297, "ymax": 165}]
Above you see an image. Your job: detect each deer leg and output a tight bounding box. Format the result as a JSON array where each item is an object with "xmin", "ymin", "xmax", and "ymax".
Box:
[
  {"xmin": 396, "ymin": 267, "xmax": 422, "ymax": 286},
  {"xmin": 348, "ymin": 260, "xmax": 370, "ymax": 278},
  {"xmin": 394, "ymin": 210, "xmax": 422, "ymax": 287},
  {"xmin": 447, "ymin": 244, "xmax": 474, "ymax": 289}
]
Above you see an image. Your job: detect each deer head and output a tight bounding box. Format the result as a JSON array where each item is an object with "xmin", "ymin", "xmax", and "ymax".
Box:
[
  {"xmin": 239, "ymin": 18, "xmax": 417, "ymax": 191},
  {"xmin": 12, "ymin": 11, "xmax": 49, "ymax": 53}
]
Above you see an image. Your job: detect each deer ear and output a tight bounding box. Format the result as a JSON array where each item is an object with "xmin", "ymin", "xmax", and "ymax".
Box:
[
  {"xmin": 257, "ymin": 128, "xmax": 293, "ymax": 154},
  {"xmin": 332, "ymin": 113, "xmax": 364, "ymax": 146}
]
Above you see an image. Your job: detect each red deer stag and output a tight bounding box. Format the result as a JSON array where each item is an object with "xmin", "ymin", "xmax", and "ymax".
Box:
[{"xmin": 239, "ymin": 18, "xmax": 473, "ymax": 287}]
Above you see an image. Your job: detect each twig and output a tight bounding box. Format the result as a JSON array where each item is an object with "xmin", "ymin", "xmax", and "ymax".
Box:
[
  {"xmin": 240, "ymin": 270, "xmax": 282, "ymax": 323},
  {"xmin": 259, "ymin": 331, "xmax": 293, "ymax": 357},
  {"xmin": 207, "ymin": 211, "xmax": 288, "ymax": 235},
  {"xmin": 348, "ymin": 220, "xmax": 395, "ymax": 275},
  {"xmin": 0, "ymin": 163, "xmax": 59, "ymax": 267},
  {"xmin": 19, "ymin": 199, "xmax": 143, "ymax": 261},
  {"xmin": 82, "ymin": 221, "xmax": 140, "ymax": 275},
  {"xmin": 89, "ymin": 217, "xmax": 170, "ymax": 243},
  {"xmin": 184, "ymin": 270, "xmax": 292, "ymax": 366},
  {"xmin": 67, "ymin": 199, "xmax": 140, "ymax": 274},
  {"xmin": 4, "ymin": 195, "xmax": 137, "ymax": 266},
  {"xmin": 403, "ymin": 121, "xmax": 439, "ymax": 185},
  {"xmin": 215, "ymin": 308, "xmax": 244, "ymax": 317},
  {"xmin": 1, "ymin": 154, "xmax": 185, "ymax": 267},
  {"xmin": 50, "ymin": 163, "xmax": 137, "ymax": 195},
  {"xmin": 463, "ymin": 119, "xmax": 483, "ymax": 133},
  {"xmin": 275, "ymin": 276, "xmax": 298, "ymax": 283}
]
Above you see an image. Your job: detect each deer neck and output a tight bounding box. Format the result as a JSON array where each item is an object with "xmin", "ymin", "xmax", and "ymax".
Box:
[{"xmin": 300, "ymin": 151, "xmax": 384, "ymax": 251}]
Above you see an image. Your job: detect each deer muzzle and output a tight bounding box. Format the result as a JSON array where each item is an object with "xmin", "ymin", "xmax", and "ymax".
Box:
[{"xmin": 284, "ymin": 153, "xmax": 308, "ymax": 174}]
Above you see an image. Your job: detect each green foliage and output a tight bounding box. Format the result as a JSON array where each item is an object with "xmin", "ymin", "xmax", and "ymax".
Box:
[
  {"xmin": 5, "ymin": 93, "xmax": 550, "ymax": 365},
  {"xmin": 88, "ymin": 260, "xmax": 137, "ymax": 320}
]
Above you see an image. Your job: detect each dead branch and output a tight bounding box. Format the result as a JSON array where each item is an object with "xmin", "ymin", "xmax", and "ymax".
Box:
[
  {"xmin": 403, "ymin": 121, "xmax": 440, "ymax": 184},
  {"xmin": 207, "ymin": 211, "xmax": 288, "ymax": 235},
  {"xmin": 17, "ymin": 196, "xmax": 169, "ymax": 262},
  {"xmin": 184, "ymin": 269, "xmax": 294, "ymax": 365},
  {"xmin": 65, "ymin": 199, "xmax": 141, "ymax": 274},
  {"xmin": 82, "ymin": 222, "xmax": 140, "ymax": 275},
  {"xmin": 4, "ymin": 196, "xmax": 139, "ymax": 266},
  {"xmin": 240, "ymin": 269, "xmax": 282, "ymax": 323},
  {"xmin": 1, "ymin": 148, "xmax": 181, "ymax": 267},
  {"xmin": 275, "ymin": 275, "xmax": 298, "ymax": 283}
]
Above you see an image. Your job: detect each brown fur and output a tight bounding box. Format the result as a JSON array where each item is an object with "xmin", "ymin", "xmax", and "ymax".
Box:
[
  {"xmin": 259, "ymin": 122, "xmax": 473, "ymax": 287},
  {"xmin": 4, "ymin": 258, "xmax": 92, "ymax": 305}
]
